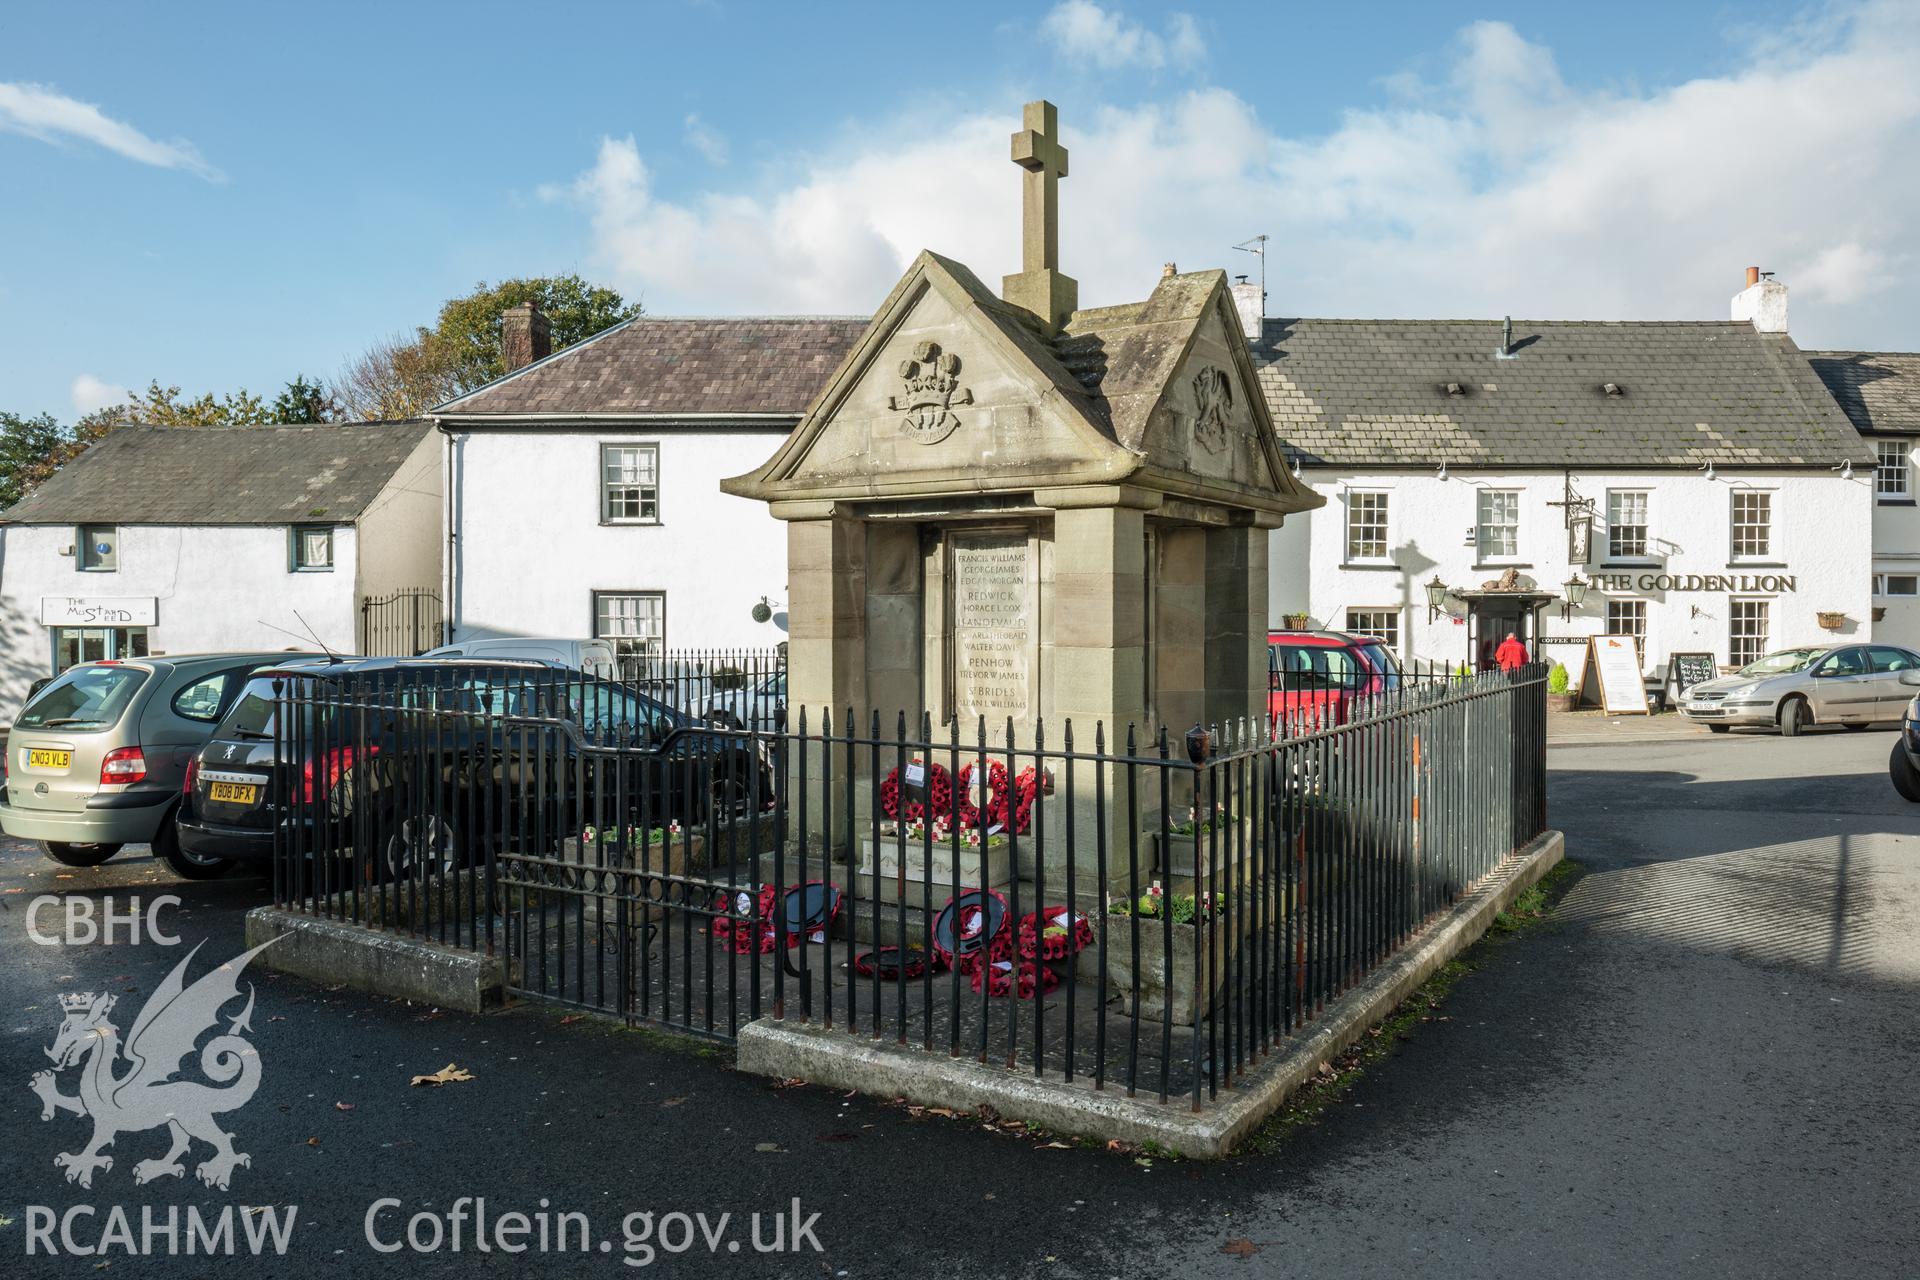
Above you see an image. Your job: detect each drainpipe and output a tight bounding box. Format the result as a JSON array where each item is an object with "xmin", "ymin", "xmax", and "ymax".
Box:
[{"xmin": 436, "ymin": 420, "xmax": 455, "ymax": 645}]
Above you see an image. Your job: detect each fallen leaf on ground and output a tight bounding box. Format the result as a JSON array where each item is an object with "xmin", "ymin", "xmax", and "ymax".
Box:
[
  {"xmin": 559, "ymin": 1014, "xmax": 585, "ymax": 1025},
  {"xmin": 409, "ymin": 1064, "xmax": 475, "ymax": 1087},
  {"xmin": 660, "ymin": 1096, "xmax": 688, "ymax": 1107},
  {"xmin": 334, "ymin": 1102, "xmax": 355, "ymax": 1112},
  {"xmin": 1040, "ymin": 1141, "xmax": 1074, "ymax": 1149},
  {"xmin": 754, "ymin": 1142, "xmax": 785, "ymax": 1153},
  {"xmin": 305, "ymin": 1137, "xmax": 319, "ymax": 1147},
  {"xmin": 1220, "ymin": 1238, "xmax": 1261, "ymax": 1258}
]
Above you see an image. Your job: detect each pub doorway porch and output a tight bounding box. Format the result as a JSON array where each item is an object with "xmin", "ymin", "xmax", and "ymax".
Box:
[{"xmin": 1455, "ymin": 588, "xmax": 1553, "ymax": 670}]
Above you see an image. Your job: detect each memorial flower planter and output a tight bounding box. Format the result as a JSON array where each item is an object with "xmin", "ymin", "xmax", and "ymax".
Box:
[
  {"xmin": 1154, "ymin": 804, "xmax": 1243, "ymax": 878},
  {"xmin": 1102, "ymin": 884, "xmax": 1247, "ymax": 1027}
]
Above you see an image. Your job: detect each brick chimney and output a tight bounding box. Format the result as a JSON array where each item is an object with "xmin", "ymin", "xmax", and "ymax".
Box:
[
  {"xmin": 1730, "ymin": 267, "xmax": 1788, "ymax": 333},
  {"xmin": 502, "ymin": 301, "xmax": 552, "ymax": 371},
  {"xmin": 1231, "ymin": 274, "xmax": 1264, "ymax": 342}
]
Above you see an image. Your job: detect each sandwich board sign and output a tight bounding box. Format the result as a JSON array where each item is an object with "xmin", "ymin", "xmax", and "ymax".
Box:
[
  {"xmin": 1577, "ymin": 634, "xmax": 1649, "ymax": 714},
  {"xmin": 1666, "ymin": 651, "xmax": 1717, "ymax": 700}
]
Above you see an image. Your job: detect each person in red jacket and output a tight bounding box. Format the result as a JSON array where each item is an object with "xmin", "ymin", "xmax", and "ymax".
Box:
[{"xmin": 1494, "ymin": 631, "xmax": 1529, "ymax": 672}]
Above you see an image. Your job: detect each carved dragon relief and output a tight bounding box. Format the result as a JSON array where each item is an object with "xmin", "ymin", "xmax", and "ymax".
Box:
[{"xmin": 1191, "ymin": 365, "xmax": 1233, "ymax": 454}]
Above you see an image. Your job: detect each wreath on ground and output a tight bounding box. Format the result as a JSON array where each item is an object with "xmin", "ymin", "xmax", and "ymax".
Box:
[{"xmin": 1017, "ymin": 904, "xmax": 1095, "ymax": 962}]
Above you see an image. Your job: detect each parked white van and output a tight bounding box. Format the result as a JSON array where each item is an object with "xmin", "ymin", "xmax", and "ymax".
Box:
[{"xmin": 421, "ymin": 637, "xmax": 617, "ymax": 676}]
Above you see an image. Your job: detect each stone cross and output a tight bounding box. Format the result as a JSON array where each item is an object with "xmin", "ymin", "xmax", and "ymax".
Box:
[
  {"xmin": 1012, "ymin": 100, "xmax": 1068, "ymax": 275},
  {"xmin": 1002, "ymin": 100, "xmax": 1079, "ymax": 337}
]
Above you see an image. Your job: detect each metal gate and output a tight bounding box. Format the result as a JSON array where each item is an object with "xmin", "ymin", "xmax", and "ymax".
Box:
[{"xmin": 359, "ymin": 588, "xmax": 442, "ymax": 656}]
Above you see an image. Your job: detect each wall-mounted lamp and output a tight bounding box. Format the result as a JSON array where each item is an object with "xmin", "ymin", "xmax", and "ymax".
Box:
[
  {"xmin": 750, "ymin": 595, "xmax": 783, "ymax": 624},
  {"xmin": 1436, "ymin": 462, "xmax": 1449, "ymax": 481},
  {"xmin": 1290, "ymin": 456, "xmax": 1303, "ymax": 479},
  {"xmin": 1700, "ymin": 461, "xmax": 1717, "ymax": 481},
  {"xmin": 1561, "ymin": 574, "xmax": 1589, "ymax": 622},
  {"xmin": 1425, "ymin": 574, "xmax": 1450, "ymax": 623},
  {"xmin": 1835, "ymin": 459, "xmax": 1854, "ymax": 480}
]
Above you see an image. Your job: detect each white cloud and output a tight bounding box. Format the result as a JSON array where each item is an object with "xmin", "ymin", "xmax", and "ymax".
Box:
[
  {"xmin": 1041, "ymin": 1, "xmax": 1205, "ymax": 71},
  {"xmin": 683, "ymin": 113, "xmax": 729, "ymax": 166},
  {"xmin": 553, "ymin": 1, "xmax": 1920, "ymax": 350},
  {"xmin": 0, "ymin": 81, "xmax": 223, "ymax": 181},
  {"xmin": 69, "ymin": 373, "xmax": 129, "ymax": 417}
]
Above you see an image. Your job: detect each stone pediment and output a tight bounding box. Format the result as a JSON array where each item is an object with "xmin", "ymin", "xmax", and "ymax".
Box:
[
  {"xmin": 723, "ymin": 252, "xmax": 1135, "ymax": 505},
  {"xmin": 1059, "ymin": 272, "xmax": 1315, "ymax": 516},
  {"xmin": 723, "ymin": 253, "xmax": 1320, "ymax": 523}
]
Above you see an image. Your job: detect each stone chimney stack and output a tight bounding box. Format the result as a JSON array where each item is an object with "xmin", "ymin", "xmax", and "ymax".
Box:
[
  {"xmin": 1730, "ymin": 267, "xmax": 1788, "ymax": 334},
  {"xmin": 502, "ymin": 301, "xmax": 552, "ymax": 371},
  {"xmin": 1231, "ymin": 274, "xmax": 1263, "ymax": 342}
]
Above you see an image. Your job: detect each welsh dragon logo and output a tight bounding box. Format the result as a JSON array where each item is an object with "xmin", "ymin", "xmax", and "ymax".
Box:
[{"xmin": 30, "ymin": 939, "xmax": 276, "ymax": 1190}]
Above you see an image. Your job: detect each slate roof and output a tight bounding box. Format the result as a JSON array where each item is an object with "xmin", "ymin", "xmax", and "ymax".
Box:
[
  {"xmin": 1805, "ymin": 350, "xmax": 1920, "ymax": 435},
  {"xmin": 2, "ymin": 421, "xmax": 432, "ymax": 525},
  {"xmin": 434, "ymin": 317, "xmax": 870, "ymax": 419},
  {"xmin": 1251, "ymin": 319, "xmax": 1871, "ymax": 469}
]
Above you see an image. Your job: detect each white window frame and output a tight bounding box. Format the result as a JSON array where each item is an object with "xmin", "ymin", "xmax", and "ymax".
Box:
[
  {"xmin": 1345, "ymin": 490, "xmax": 1390, "ymax": 562},
  {"xmin": 1873, "ymin": 572, "xmax": 1919, "ymax": 598},
  {"xmin": 1606, "ymin": 490, "xmax": 1649, "ymax": 561},
  {"xmin": 1729, "ymin": 598, "xmax": 1770, "ymax": 669},
  {"xmin": 600, "ymin": 443, "xmax": 661, "ymax": 525},
  {"xmin": 1476, "ymin": 489, "xmax": 1521, "ymax": 562},
  {"xmin": 1344, "ymin": 608, "xmax": 1401, "ymax": 653},
  {"xmin": 1605, "ymin": 599, "xmax": 1648, "ymax": 644},
  {"xmin": 1730, "ymin": 490, "xmax": 1773, "ymax": 561},
  {"xmin": 593, "ymin": 590, "xmax": 666, "ymax": 672},
  {"xmin": 1875, "ymin": 439, "xmax": 1911, "ymax": 501}
]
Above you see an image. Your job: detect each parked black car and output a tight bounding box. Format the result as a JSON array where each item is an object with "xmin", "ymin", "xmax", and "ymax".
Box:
[
  {"xmin": 174, "ymin": 657, "xmax": 775, "ymax": 878},
  {"xmin": 1889, "ymin": 670, "xmax": 1920, "ymax": 801}
]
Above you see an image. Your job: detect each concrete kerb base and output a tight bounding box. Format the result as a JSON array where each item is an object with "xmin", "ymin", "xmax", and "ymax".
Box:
[
  {"xmin": 245, "ymin": 905, "xmax": 507, "ymax": 1014},
  {"xmin": 737, "ymin": 829, "xmax": 1565, "ymax": 1158}
]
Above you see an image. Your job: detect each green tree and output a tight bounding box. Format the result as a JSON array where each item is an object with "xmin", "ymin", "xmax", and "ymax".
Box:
[
  {"xmin": 0, "ymin": 411, "xmax": 72, "ymax": 508},
  {"xmin": 429, "ymin": 275, "xmax": 641, "ymax": 389},
  {"xmin": 272, "ymin": 374, "xmax": 339, "ymax": 424},
  {"xmin": 333, "ymin": 275, "xmax": 640, "ymax": 420},
  {"xmin": 126, "ymin": 380, "xmax": 272, "ymax": 427}
]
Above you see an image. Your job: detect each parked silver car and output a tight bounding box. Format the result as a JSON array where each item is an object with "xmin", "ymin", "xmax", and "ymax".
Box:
[
  {"xmin": 1, "ymin": 652, "xmax": 316, "ymax": 875},
  {"xmin": 1679, "ymin": 643, "xmax": 1920, "ymax": 735}
]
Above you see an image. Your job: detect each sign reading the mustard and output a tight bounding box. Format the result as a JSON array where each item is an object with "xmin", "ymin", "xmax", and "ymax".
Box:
[
  {"xmin": 1591, "ymin": 572, "xmax": 1796, "ymax": 593},
  {"xmin": 40, "ymin": 597, "xmax": 157, "ymax": 627}
]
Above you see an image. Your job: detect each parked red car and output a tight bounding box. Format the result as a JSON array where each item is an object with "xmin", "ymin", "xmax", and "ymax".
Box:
[{"xmin": 1267, "ymin": 630, "xmax": 1403, "ymax": 729}]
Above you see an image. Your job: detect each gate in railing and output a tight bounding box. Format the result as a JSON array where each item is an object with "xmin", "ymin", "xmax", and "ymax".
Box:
[
  {"xmin": 271, "ymin": 664, "xmax": 1546, "ymax": 1107},
  {"xmin": 358, "ymin": 587, "xmax": 443, "ymax": 656}
]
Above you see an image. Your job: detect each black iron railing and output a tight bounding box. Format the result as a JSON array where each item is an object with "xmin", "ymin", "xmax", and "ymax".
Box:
[{"xmin": 269, "ymin": 664, "xmax": 1546, "ymax": 1108}]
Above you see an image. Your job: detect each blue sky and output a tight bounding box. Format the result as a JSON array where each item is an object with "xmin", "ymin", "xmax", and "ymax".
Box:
[{"xmin": 3, "ymin": 0, "xmax": 1915, "ymax": 421}]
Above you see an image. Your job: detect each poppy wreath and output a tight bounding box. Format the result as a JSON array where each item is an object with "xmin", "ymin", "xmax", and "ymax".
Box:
[
  {"xmin": 933, "ymin": 888, "xmax": 1012, "ymax": 969},
  {"xmin": 851, "ymin": 945, "xmax": 939, "ymax": 982},
  {"xmin": 1018, "ymin": 905, "xmax": 1095, "ymax": 962},
  {"xmin": 879, "ymin": 760, "xmax": 959, "ymax": 824},
  {"xmin": 709, "ymin": 884, "xmax": 777, "ymax": 955},
  {"xmin": 968, "ymin": 956, "xmax": 1063, "ymax": 999},
  {"xmin": 957, "ymin": 759, "xmax": 1045, "ymax": 835},
  {"xmin": 776, "ymin": 880, "xmax": 842, "ymax": 950}
]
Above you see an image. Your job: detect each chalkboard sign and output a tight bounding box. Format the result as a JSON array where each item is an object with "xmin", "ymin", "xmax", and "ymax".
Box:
[
  {"xmin": 1577, "ymin": 634, "xmax": 1649, "ymax": 715},
  {"xmin": 1667, "ymin": 652, "xmax": 1718, "ymax": 698}
]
